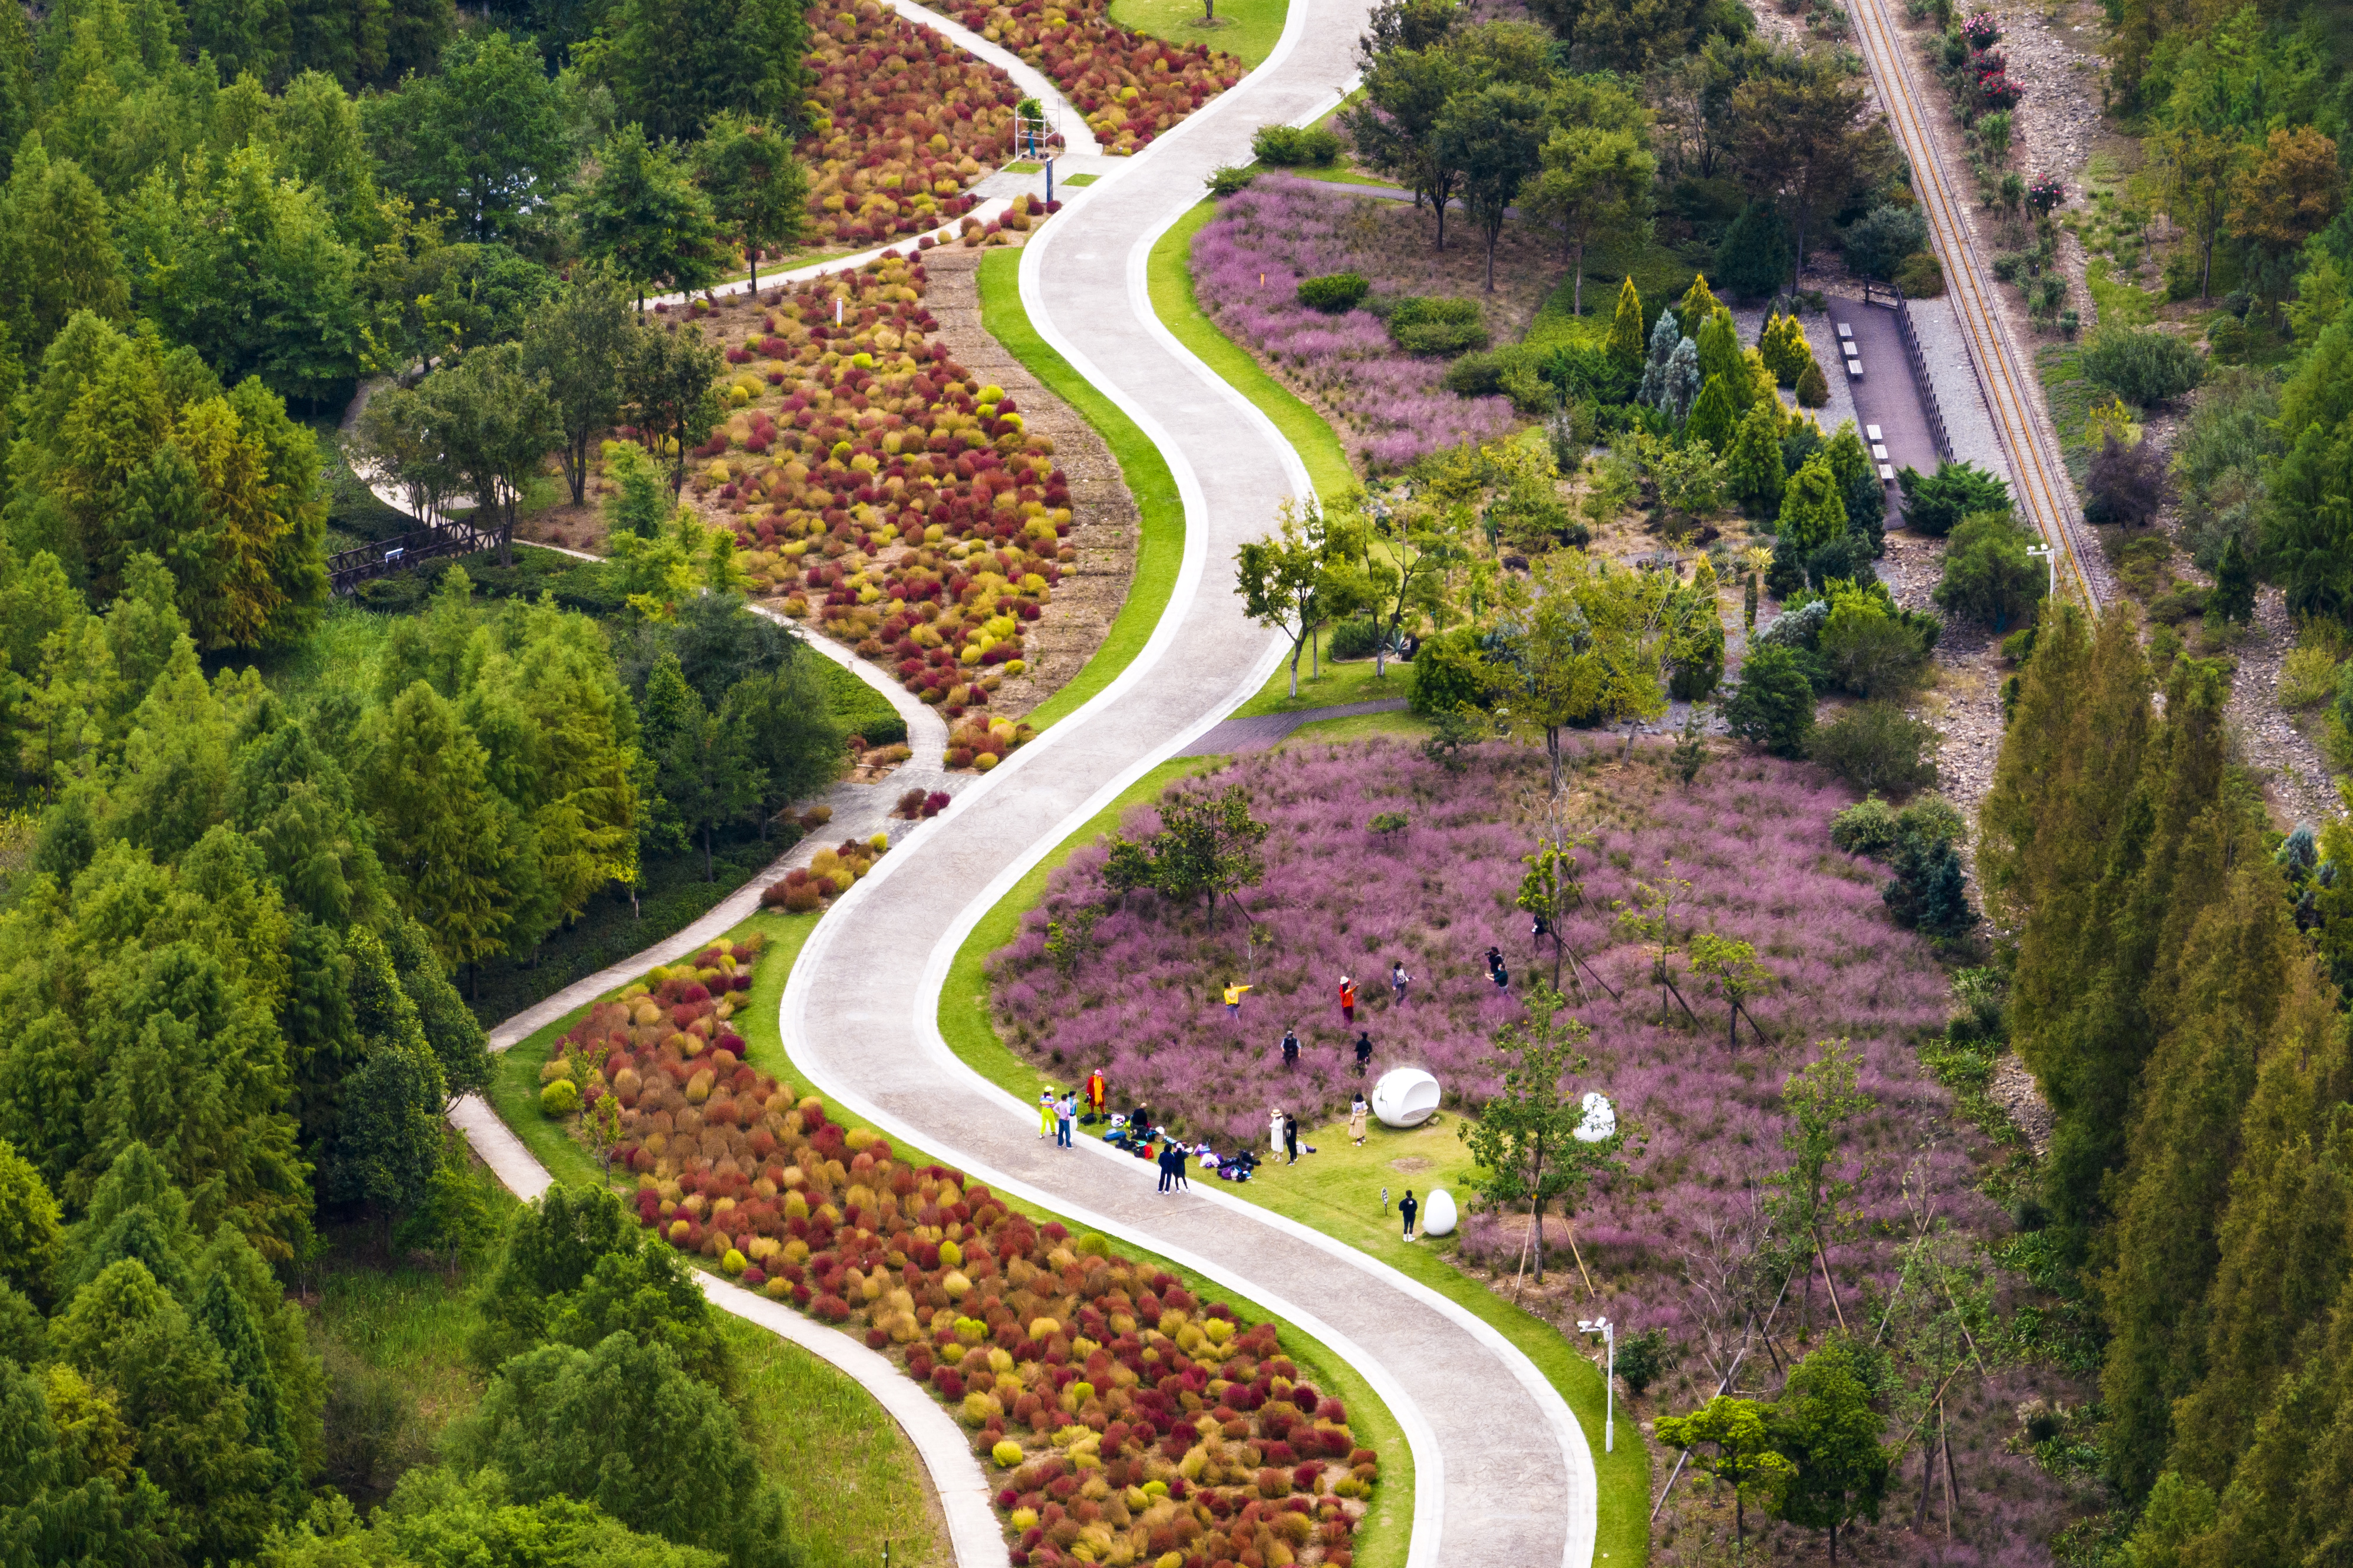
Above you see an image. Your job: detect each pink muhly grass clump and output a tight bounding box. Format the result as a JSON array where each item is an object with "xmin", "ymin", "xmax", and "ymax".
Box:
[{"xmin": 1191, "ymin": 177, "xmax": 1519, "ymax": 470}]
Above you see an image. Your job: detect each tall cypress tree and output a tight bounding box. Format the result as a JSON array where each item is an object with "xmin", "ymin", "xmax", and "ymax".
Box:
[
  {"xmin": 2098, "ymin": 840, "xmax": 2305, "ymax": 1500},
  {"xmin": 2166, "ymin": 979, "xmax": 2350, "ymax": 1493}
]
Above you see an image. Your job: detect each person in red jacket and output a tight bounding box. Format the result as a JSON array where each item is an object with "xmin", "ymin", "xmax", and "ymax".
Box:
[
  {"xmin": 1339, "ymin": 975, "xmax": 1357, "ymax": 1024},
  {"xmin": 1085, "ymin": 1068, "xmax": 1106, "ymax": 1117}
]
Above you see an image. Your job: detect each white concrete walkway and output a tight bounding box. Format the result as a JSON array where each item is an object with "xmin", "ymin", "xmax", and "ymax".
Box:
[
  {"xmin": 776, "ymin": 2, "xmax": 1603, "ymax": 1567},
  {"xmin": 888, "ymin": 0, "xmax": 1103, "ymax": 155}
]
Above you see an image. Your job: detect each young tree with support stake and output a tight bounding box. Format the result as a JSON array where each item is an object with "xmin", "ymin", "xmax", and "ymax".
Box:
[
  {"xmin": 1690, "ymin": 930, "xmax": 1773, "ymax": 1049},
  {"xmin": 1362, "ymin": 494, "xmax": 1468, "ymax": 678},
  {"xmin": 1774, "ymin": 1040, "xmax": 1874, "ymax": 1335},
  {"xmin": 1654, "ymin": 1396, "xmax": 1795, "ymax": 1557},
  {"xmin": 1772, "ymin": 1339, "xmax": 1891, "ymax": 1564},
  {"xmin": 1456, "ymin": 982, "xmax": 1628, "ymax": 1286},
  {"xmin": 1613, "ymin": 860, "xmax": 1698, "ymax": 1026},
  {"xmin": 1235, "ymin": 499, "xmax": 1359, "ymax": 699},
  {"xmin": 1103, "ymin": 784, "xmax": 1269, "ymax": 930},
  {"xmin": 1515, "ymin": 831, "xmax": 1622, "ymax": 1002}
]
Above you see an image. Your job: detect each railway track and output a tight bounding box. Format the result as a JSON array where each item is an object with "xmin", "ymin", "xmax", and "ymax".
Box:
[{"xmin": 1845, "ymin": 0, "xmax": 2112, "ymax": 608}]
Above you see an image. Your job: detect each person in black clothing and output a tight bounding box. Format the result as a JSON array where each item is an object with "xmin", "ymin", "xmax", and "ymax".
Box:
[
  {"xmin": 1284, "ymin": 1114, "xmax": 1300, "ymax": 1164},
  {"xmin": 1400, "ymin": 1189, "xmax": 1419, "ymax": 1239},
  {"xmin": 1486, "ymin": 946, "xmax": 1510, "ymax": 990},
  {"xmin": 1156, "ymin": 1141, "xmax": 1177, "ymax": 1193},
  {"xmin": 1280, "ymin": 1029, "xmax": 1300, "ymax": 1070},
  {"xmin": 1353, "ymin": 1032, "xmax": 1373, "ymax": 1075}
]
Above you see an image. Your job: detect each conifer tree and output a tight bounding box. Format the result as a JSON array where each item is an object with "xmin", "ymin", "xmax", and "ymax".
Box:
[
  {"xmin": 363, "ymin": 681, "xmax": 516, "ymax": 972},
  {"xmin": 1777, "ymin": 453, "xmax": 1848, "ymax": 552},
  {"xmin": 1695, "ymin": 309, "xmax": 1745, "ymax": 409},
  {"xmin": 1608, "ymin": 276, "xmax": 1645, "ymax": 369},
  {"xmin": 1726, "ymin": 404, "xmax": 1786, "ymax": 514},
  {"xmin": 1685, "ymin": 372, "xmax": 1738, "ymax": 453},
  {"xmin": 2165, "ymin": 978, "xmax": 2350, "ymax": 1493},
  {"xmin": 1794, "ymin": 356, "xmax": 1830, "ymax": 408},
  {"xmin": 1637, "ymin": 309, "xmax": 1682, "ymax": 411},
  {"xmin": 1760, "ymin": 312, "xmax": 1810, "ymax": 386},
  {"xmin": 2100, "ymin": 844, "xmax": 2307, "ymax": 1499},
  {"xmin": 1675, "ymin": 272, "xmax": 1722, "ymax": 338}
]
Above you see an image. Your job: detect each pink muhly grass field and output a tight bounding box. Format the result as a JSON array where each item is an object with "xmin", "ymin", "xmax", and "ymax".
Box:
[
  {"xmin": 990, "ymin": 736, "xmax": 1986, "ymax": 1316},
  {"xmin": 1191, "ymin": 177, "xmax": 1520, "ymax": 469}
]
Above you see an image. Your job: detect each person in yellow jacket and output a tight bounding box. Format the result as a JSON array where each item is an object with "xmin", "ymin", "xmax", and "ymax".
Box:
[
  {"xmin": 1222, "ymin": 980, "xmax": 1251, "ymax": 1018},
  {"xmin": 1039, "ymin": 1089, "xmax": 1059, "ymax": 1139}
]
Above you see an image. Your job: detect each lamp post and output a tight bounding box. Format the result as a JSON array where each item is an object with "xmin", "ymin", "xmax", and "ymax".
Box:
[{"xmin": 1578, "ymin": 1316, "xmax": 1616, "ymax": 1453}]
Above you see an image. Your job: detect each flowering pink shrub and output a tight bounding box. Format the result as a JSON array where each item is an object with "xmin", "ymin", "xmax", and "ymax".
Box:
[
  {"xmin": 1191, "ymin": 179, "xmax": 1520, "ymax": 471},
  {"xmin": 1972, "ymin": 49, "xmax": 2020, "ymax": 109},
  {"xmin": 1961, "ymin": 9, "xmax": 2001, "ymax": 47}
]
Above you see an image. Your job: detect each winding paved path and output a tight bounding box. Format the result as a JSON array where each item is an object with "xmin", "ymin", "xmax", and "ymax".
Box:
[{"xmin": 777, "ymin": 2, "xmax": 1601, "ymax": 1565}]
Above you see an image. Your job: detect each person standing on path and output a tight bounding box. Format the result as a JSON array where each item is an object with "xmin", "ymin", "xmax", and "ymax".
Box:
[
  {"xmin": 1280, "ymin": 1029, "xmax": 1300, "ymax": 1071},
  {"xmin": 1487, "ymin": 946, "xmax": 1510, "ymax": 991},
  {"xmin": 1039, "ymin": 1090, "xmax": 1058, "ymax": 1139},
  {"xmin": 1085, "ymin": 1068, "xmax": 1106, "ymax": 1118},
  {"xmin": 1400, "ymin": 1189, "xmax": 1419, "ymax": 1240},
  {"xmin": 1057, "ymin": 1092, "xmax": 1076, "ymax": 1147},
  {"xmin": 1348, "ymin": 1092, "xmax": 1368, "ymax": 1146},
  {"xmin": 1339, "ymin": 975, "xmax": 1357, "ymax": 1024},
  {"xmin": 1223, "ymin": 980, "xmax": 1251, "ymax": 1019},
  {"xmin": 1353, "ymin": 1032, "xmax": 1373, "ymax": 1077},
  {"xmin": 1284, "ymin": 1114, "xmax": 1301, "ymax": 1165},
  {"xmin": 1156, "ymin": 1140, "xmax": 1176, "ymax": 1193},
  {"xmin": 1389, "ymin": 960, "xmax": 1411, "ymax": 1006}
]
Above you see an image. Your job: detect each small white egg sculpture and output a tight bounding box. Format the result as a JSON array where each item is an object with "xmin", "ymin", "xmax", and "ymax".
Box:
[
  {"xmin": 1371, "ymin": 1068, "xmax": 1441, "ymax": 1128},
  {"xmin": 1574, "ymin": 1092, "xmax": 1617, "ymax": 1143},
  {"xmin": 1421, "ymin": 1187, "xmax": 1457, "ymax": 1236}
]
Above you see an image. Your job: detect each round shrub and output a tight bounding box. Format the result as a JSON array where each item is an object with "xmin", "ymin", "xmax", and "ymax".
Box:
[
  {"xmin": 994, "ymin": 1439, "xmax": 1026, "ymax": 1467},
  {"xmin": 1385, "ymin": 296, "xmax": 1488, "ymax": 357},
  {"xmin": 1894, "ymin": 249, "xmax": 1945, "ymax": 298},
  {"xmin": 1326, "ymin": 619, "xmax": 1383, "ymax": 661},
  {"xmin": 1297, "ymin": 272, "xmax": 1369, "ymax": 313},
  {"xmin": 1807, "ymin": 701, "xmax": 1940, "ymax": 797},
  {"xmin": 2081, "ymin": 326, "xmax": 2204, "ymax": 406},
  {"xmin": 540, "ymin": 1079, "xmax": 581, "ymax": 1117},
  {"xmin": 1794, "ymin": 356, "xmax": 1830, "ymax": 408},
  {"xmin": 1251, "ymin": 123, "xmax": 1342, "ymax": 166},
  {"xmin": 1723, "ymin": 643, "xmax": 1817, "ymax": 758},
  {"xmin": 1408, "ymin": 628, "xmax": 1489, "ymax": 717}
]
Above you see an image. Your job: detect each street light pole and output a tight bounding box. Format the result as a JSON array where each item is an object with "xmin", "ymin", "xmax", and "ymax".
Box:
[{"xmin": 1578, "ymin": 1316, "xmax": 1615, "ymax": 1453}]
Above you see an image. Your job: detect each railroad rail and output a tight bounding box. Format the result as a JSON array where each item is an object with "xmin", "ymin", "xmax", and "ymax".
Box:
[{"xmin": 1844, "ymin": 0, "xmax": 2109, "ymax": 608}]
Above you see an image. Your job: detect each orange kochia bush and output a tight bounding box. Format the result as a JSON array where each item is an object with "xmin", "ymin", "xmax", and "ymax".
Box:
[
  {"xmin": 799, "ymin": 1, "xmax": 1019, "ymax": 245},
  {"xmin": 558, "ymin": 940, "xmax": 1381, "ymax": 1567},
  {"xmin": 924, "ymin": 0, "xmax": 1243, "ymax": 154},
  {"xmin": 689, "ymin": 253, "xmax": 1063, "ymax": 757}
]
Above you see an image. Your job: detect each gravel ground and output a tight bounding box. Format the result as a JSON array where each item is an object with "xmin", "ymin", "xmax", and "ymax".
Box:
[{"xmin": 2228, "ymin": 587, "xmax": 2345, "ymax": 830}]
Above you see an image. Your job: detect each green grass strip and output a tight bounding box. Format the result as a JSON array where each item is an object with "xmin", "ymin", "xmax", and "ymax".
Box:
[
  {"xmin": 487, "ymin": 902, "xmax": 1413, "ymax": 1568},
  {"xmin": 1148, "ymin": 201, "xmax": 1356, "ymax": 503},
  {"xmin": 934, "ymin": 768, "xmax": 1654, "ymax": 1567},
  {"xmin": 1110, "ymin": 0, "xmax": 1287, "ymax": 67},
  {"xmin": 979, "ymin": 249, "xmax": 1185, "ymax": 731}
]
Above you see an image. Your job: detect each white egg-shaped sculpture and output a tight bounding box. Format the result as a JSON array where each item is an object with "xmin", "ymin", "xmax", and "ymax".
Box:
[
  {"xmin": 1371, "ymin": 1068, "xmax": 1441, "ymax": 1128},
  {"xmin": 1421, "ymin": 1188, "xmax": 1458, "ymax": 1236},
  {"xmin": 1574, "ymin": 1092, "xmax": 1617, "ymax": 1143}
]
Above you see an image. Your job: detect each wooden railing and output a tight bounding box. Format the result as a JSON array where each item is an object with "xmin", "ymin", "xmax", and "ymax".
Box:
[{"xmin": 329, "ymin": 517, "xmax": 512, "ymax": 595}]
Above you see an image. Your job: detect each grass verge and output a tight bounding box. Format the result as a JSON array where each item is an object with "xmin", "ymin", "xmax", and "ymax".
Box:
[
  {"xmin": 980, "ymin": 249, "xmax": 1184, "ymax": 730},
  {"xmin": 1110, "ymin": 0, "xmax": 1287, "ymax": 67},
  {"xmin": 1148, "ymin": 200, "xmax": 1356, "ymax": 501},
  {"xmin": 489, "ymin": 899, "xmax": 1413, "ymax": 1568},
  {"xmin": 1232, "ymin": 651, "xmax": 1415, "ymax": 717},
  {"xmin": 931, "ymin": 764, "xmax": 1655, "ymax": 1567}
]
